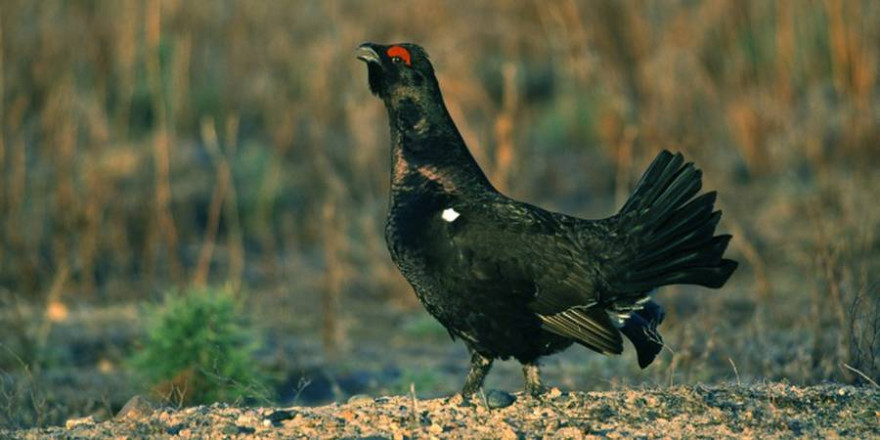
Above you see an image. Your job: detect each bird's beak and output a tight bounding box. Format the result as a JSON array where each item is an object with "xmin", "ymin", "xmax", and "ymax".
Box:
[{"xmin": 356, "ymin": 44, "xmax": 381, "ymax": 64}]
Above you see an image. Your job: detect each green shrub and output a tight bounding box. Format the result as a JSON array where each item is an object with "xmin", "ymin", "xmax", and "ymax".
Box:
[{"xmin": 129, "ymin": 287, "xmax": 270, "ymax": 405}]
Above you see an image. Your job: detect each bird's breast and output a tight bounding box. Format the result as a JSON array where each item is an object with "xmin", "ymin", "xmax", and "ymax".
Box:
[{"xmin": 385, "ymin": 192, "xmax": 465, "ymax": 272}]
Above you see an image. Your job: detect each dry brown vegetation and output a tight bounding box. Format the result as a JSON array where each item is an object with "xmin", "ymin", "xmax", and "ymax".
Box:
[{"xmin": 0, "ymin": 0, "xmax": 879, "ymax": 431}]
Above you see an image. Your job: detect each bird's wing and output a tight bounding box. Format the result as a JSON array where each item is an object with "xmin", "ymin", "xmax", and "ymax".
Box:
[{"xmin": 444, "ymin": 198, "xmax": 624, "ymax": 354}]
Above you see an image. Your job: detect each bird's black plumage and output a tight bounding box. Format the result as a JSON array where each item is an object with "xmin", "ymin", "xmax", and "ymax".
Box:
[{"xmin": 357, "ymin": 42, "xmax": 738, "ymax": 396}]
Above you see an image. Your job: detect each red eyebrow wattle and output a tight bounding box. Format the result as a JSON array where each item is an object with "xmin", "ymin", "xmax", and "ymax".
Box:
[{"xmin": 387, "ymin": 46, "xmax": 412, "ymax": 66}]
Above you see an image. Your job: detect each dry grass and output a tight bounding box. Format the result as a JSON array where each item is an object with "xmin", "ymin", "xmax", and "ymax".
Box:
[{"xmin": 0, "ymin": 0, "xmax": 879, "ymax": 428}]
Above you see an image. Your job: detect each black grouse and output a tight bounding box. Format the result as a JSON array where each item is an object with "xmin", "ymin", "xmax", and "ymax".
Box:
[{"xmin": 357, "ymin": 42, "xmax": 738, "ymax": 396}]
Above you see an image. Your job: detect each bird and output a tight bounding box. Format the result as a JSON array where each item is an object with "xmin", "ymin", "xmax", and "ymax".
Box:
[{"xmin": 356, "ymin": 42, "xmax": 738, "ymax": 397}]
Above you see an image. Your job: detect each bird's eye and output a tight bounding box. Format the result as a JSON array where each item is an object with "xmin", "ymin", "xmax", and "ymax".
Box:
[{"xmin": 391, "ymin": 56, "xmax": 402, "ymax": 64}]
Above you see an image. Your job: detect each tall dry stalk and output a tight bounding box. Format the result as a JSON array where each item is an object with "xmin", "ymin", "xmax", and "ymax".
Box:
[
  {"xmin": 321, "ymin": 191, "xmax": 345, "ymax": 360},
  {"xmin": 0, "ymin": 17, "xmax": 5, "ymax": 266},
  {"xmin": 192, "ymin": 116, "xmax": 245, "ymax": 291},
  {"xmin": 145, "ymin": 0, "xmax": 182, "ymax": 284},
  {"xmin": 46, "ymin": 76, "xmax": 77, "ymax": 298},
  {"xmin": 491, "ymin": 62, "xmax": 518, "ymax": 193},
  {"xmin": 222, "ymin": 116, "xmax": 245, "ymax": 291},
  {"xmin": 192, "ymin": 118, "xmax": 229, "ymax": 288}
]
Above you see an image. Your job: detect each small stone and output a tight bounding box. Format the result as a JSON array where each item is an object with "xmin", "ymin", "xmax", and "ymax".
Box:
[
  {"xmin": 236, "ymin": 412, "xmax": 259, "ymax": 426},
  {"xmin": 339, "ymin": 409, "xmax": 356, "ymax": 422},
  {"xmin": 547, "ymin": 387, "xmax": 563, "ymax": 399},
  {"xmin": 497, "ymin": 422, "xmax": 519, "ymax": 440},
  {"xmin": 485, "ymin": 389, "xmax": 517, "ymax": 409},
  {"xmin": 264, "ymin": 409, "xmax": 295, "ymax": 426},
  {"xmin": 551, "ymin": 426, "xmax": 585, "ymax": 440},
  {"xmin": 116, "ymin": 395, "xmax": 155, "ymax": 420},
  {"xmin": 348, "ymin": 394, "xmax": 374, "ymax": 405},
  {"xmin": 65, "ymin": 416, "xmax": 95, "ymax": 429}
]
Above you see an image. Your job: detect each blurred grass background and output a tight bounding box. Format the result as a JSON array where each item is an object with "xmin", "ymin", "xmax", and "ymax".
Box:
[{"xmin": 1, "ymin": 0, "xmax": 879, "ymax": 429}]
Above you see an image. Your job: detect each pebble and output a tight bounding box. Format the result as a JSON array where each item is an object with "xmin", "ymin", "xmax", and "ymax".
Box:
[
  {"xmin": 551, "ymin": 426, "xmax": 585, "ymax": 439},
  {"xmin": 348, "ymin": 394, "xmax": 374, "ymax": 405},
  {"xmin": 263, "ymin": 409, "xmax": 295, "ymax": 426},
  {"xmin": 495, "ymin": 421, "xmax": 519, "ymax": 440},
  {"xmin": 115, "ymin": 395, "xmax": 155, "ymax": 421},
  {"xmin": 65, "ymin": 416, "xmax": 95, "ymax": 429},
  {"xmin": 485, "ymin": 389, "xmax": 517, "ymax": 409},
  {"xmin": 236, "ymin": 412, "xmax": 259, "ymax": 426}
]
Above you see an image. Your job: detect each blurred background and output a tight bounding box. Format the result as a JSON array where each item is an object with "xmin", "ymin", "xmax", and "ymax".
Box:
[{"xmin": 1, "ymin": 0, "xmax": 879, "ymax": 429}]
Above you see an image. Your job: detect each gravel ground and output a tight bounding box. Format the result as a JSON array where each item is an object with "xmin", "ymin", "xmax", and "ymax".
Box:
[{"xmin": 5, "ymin": 383, "xmax": 878, "ymax": 439}]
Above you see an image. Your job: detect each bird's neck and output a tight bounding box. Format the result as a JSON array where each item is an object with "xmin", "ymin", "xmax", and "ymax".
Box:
[{"xmin": 384, "ymin": 92, "xmax": 494, "ymax": 197}]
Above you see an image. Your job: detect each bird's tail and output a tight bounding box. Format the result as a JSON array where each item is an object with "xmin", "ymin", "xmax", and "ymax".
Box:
[{"xmin": 614, "ymin": 150, "xmax": 738, "ymax": 293}]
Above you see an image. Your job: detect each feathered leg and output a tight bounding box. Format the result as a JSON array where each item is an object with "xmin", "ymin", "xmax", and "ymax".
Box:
[
  {"xmin": 461, "ymin": 350, "xmax": 493, "ymax": 396},
  {"xmin": 522, "ymin": 362, "xmax": 547, "ymax": 396}
]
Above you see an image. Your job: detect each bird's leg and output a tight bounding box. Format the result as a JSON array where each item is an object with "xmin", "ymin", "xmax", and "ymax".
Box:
[
  {"xmin": 460, "ymin": 350, "xmax": 493, "ymax": 396},
  {"xmin": 522, "ymin": 362, "xmax": 548, "ymax": 397}
]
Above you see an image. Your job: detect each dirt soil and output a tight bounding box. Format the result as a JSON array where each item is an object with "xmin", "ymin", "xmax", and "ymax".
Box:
[{"xmin": 5, "ymin": 383, "xmax": 878, "ymax": 439}]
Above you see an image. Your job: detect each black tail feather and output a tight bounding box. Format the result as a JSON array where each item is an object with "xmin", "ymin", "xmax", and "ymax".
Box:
[{"xmin": 616, "ymin": 151, "xmax": 738, "ymax": 293}]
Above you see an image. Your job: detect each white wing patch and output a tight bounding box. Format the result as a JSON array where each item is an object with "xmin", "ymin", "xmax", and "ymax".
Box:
[{"xmin": 441, "ymin": 208, "xmax": 460, "ymax": 222}]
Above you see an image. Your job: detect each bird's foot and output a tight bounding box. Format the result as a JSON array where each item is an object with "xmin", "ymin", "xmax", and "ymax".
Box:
[
  {"xmin": 524, "ymin": 385, "xmax": 565, "ymax": 405},
  {"xmin": 448, "ymin": 393, "xmax": 473, "ymax": 407},
  {"xmin": 522, "ymin": 362, "xmax": 549, "ymax": 399},
  {"xmin": 524, "ymin": 383, "xmax": 550, "ymax": 398}
]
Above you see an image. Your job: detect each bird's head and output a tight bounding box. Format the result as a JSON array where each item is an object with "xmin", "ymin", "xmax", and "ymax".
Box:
[{"xmin": 356, "ymin": 42, "xmax": 438, "ymax": 100}]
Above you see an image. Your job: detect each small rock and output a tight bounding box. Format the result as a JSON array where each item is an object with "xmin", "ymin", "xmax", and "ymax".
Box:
[
  {"xmin": 115, "ymin": 395, "xmax": 155, "ymax": 420},
  {"xmin": 339, "ymin": 409, "xmax": 356, "ymax": 422},
  {"xmin": 236, "ymin": 412, "xmax": 259, "ymax": 426},
  {"xmin": 496, "ymin": 422, "xmax": 519, "ymax": 440},
  {"xmin": 263, "ymin": 409, "xmax": 295, "ymax": 426},
  {"xmin": 348, "ymin": 394, "xmax": 374, "ymax": 405},
  {"xmin": 485, "ymin": 389, "xmax": 517, "ymax": 409},
  {"xmin": 65, "ymin": 416, "xmax": 95, "ymax": 429},
  {"xmin": 547, "ymin": 387, "xmax": 563, "ymax": 399},
  {"xmin": 551, "ymin": 426, "xmax": 585, "ymax": 440}
]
